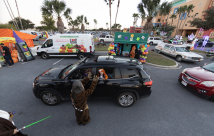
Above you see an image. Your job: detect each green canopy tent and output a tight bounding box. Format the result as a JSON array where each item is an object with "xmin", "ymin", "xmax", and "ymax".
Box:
[
  {"xmin": 114, "ymin": 32, "xmax": 149, "ymax": 44},
  {"xmin": 113, "ymin": 32, "xmax": 149, "ymax": 56}
]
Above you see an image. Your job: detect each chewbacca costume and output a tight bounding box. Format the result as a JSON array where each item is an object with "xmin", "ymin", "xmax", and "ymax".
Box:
[
  {"xmin": 70, "ymin": 77, "xmax": 98, "ymax": 125},
  {"xmin": 0, "ymin": 110, "xmax": 27, "ymax": 136},
  {"xmin": 129, "ymin": 46, "xmax": 136, "ymax": 58}
]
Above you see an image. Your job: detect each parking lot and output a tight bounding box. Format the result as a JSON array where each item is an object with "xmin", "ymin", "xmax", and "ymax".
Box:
[{"xmin": 1, "ymin": 49, "xmax": 214, "ymax": 136}]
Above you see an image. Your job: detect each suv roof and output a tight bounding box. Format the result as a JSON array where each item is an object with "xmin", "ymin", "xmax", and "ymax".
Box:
[{"xmin": 83, "ymin": 56, "xmax": 142, "ymax": 66}]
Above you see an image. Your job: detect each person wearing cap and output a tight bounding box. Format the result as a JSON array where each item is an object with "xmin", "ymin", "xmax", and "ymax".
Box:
[
  {"xmin": 0, "ymin": 110, "xmax": 27, "ymax": 136},
  {"xmin": 70, "ymin": 73, "xmax": 99, "ymax": 125},
  {"xmin": 1, "ymin": 44, "xmax": 14, "ymax": 67}
]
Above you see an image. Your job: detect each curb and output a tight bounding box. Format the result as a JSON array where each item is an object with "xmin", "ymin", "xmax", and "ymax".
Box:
[{"xmin": 145, "ymin": 51, "xmax": 179, "ymax": 69}]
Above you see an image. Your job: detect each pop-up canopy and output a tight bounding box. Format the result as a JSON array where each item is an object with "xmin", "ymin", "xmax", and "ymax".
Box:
[
  {"xmin": 0, "ymin": 29, "xmax": 36, "ymax": 47},
  {"xmin": 114, "ymin": 32, "xmax": 149, "ymax": 44}
]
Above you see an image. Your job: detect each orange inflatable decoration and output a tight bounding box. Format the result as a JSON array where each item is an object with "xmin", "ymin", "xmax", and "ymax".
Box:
[
  {"xmin": 12, "ymin": 58, "xmax": 18, "ymax": 63},
  {"xmin": 130, "ymin": 46, "xmax": 136, "ymax": 58}
]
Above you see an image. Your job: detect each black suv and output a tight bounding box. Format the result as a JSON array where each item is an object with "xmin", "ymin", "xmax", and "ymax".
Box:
[{"xmin": 33, "ymin": 56, "xmax": 152, "ymax": 107}]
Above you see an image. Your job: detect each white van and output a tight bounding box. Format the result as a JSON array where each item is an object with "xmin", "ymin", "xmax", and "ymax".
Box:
[
  {"xmin": 37, "ymin": 34, "xmax": 95, "ymax": 60},
  {"xmin": 19, "ymin": 30, "xmax": 39, "ymax": 41}
]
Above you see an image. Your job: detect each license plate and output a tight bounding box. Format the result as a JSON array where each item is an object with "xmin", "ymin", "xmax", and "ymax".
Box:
[{"xmin": 181, "ymin": 81, "xmax": 187, "ymax": 86}]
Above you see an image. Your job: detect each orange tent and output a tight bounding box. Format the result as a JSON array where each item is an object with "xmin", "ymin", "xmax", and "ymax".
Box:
[{"xmin": 0, "ymin": 29, "xmax": 36, "ymax": 47}]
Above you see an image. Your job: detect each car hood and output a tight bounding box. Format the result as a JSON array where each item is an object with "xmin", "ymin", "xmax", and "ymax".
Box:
[
  {"xmin": 38, "ymin": 64, "xmax": 68, "ymax": 80},
  {"xmin": 178, "ymin": 52, "xmax": 203, "ymax": 58},
  {"xmin": 186, "ymin": 67, "xmax": 214, "ymax": 81}
]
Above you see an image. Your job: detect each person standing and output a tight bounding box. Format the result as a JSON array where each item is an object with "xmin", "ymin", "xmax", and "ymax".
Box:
[
  {"xmin": 70, "ymin": 73, "xmax": 99, "ymax": 125},
  {"xmin": 1, "ymin": 44, "xmax": 14, "ymax": 67},
  {"xmin": 0, "ymin": 110, "xmax": 27, "ymax": 136},
  {"xmin": 134, "ymin": 45, "xmax": 140, "ymax": 59}
]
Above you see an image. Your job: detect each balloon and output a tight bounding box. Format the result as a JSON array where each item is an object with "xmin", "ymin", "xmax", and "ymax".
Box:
[
  {"xmin": 145, "ymin": 44, "xmax": 148, "ymax": 47},
  {"xmin": 145, "ymin": 50, "xmax": 148, "ymax": 52},
  {"xmin": 142, "ymin": 58, "xmax": 145, "ymax": 60},
  {"xmin": 142, "ymin": 45, "xmax": 145, "ymax": 48},
  {"xmin": 115, "ymin": 44, "xmax": 117, "ymax": 46},
  {"xmin": 147, "ymin": 44, "xmax": 150, "ymax": 47}
]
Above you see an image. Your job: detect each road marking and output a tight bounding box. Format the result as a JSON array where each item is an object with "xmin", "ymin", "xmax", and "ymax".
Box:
[
  {"xmin": 22, "ymin": 62, "xmax": 27, "ymax": 64},
  {"xmin": 53, "ymin": 58, "xmax": 64, "ymax": 65}
]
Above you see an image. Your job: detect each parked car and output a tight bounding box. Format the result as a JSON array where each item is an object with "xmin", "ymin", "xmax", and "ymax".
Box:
[
  {"xmin": 178, "ymin": 63, "xmax": 214, "ymax": 101},
  {"xmin": 155, "ymin": 43, "xmax": 203, "ymax": 62},
  {"xmin": 196, "ymin": 39, "xmax": 214, "ymax": 47},
  {"xmin": 100, "ymin": 33, "xmax": 108, "ymax": 37},
  {"xmin": 98, "ymin": 35, "xmax": 114, "ymax": 43},
  {"xmin": 147, "ymin": 37, "xmax": 162, "ymax": 45},
  {"xmin": 32, "ymin": 56, "xmax": 152, "ymax": 107}
]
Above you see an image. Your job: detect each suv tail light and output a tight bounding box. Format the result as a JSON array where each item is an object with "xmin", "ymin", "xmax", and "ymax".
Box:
[
  {"xmin": 90, "ymin": 46, "xmax": 92, "ymax": 53},
  {"xmin": 144, "ymin": 80, "xmax": 153, "ymax": 86}
]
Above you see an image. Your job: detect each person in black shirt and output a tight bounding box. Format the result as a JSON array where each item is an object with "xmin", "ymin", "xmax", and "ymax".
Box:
[
  {"xmin": 1, "ymin": 44, "xmax": 14, "ymax": 67},
  {"xmin": 134, "ymin": 45, "xmax": 140, "ymax": 59}
]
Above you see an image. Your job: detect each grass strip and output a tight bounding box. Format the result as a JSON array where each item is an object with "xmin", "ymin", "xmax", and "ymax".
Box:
[{"xmin": 146, "ymin": 50, "xmax": 176, "ymax": 66}]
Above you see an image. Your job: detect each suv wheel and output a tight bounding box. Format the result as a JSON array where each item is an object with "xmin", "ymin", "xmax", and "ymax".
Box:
[
  {"xmin": 40, "ymin": 91, "xmax": 61, "ymax": 106},
  {"xmin": 176, "ymin": 55, "xmax": 182, "ymax": 62},
  {"xmin": 116, "ymin": 92, "xmax": 136, "ymax": 107},
  {"xmin": 41, "ymin": 53, "xmax": 49, "ymax": 59},
  {"xmin": 78, "ymin": 53, "xmax": 85, "ymax": 60},
  {"xmin": 100, "ymin": 40, "xmax": 104, "ymax": 44},
  {"xmin": 150, "ymin": 42, "xmax": 153, "ymax": 45}
]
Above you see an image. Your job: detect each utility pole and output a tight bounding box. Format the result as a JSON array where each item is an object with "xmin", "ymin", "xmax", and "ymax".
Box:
[
  {"xmin": 15, "ymin": 0, "xmax": 23, "ymax": 30},
  {"xmin": 3, "ymin": 0, "xmax": 18, "ymax": 30},
  {"xmin": 6, "ymin": 0, "xmax": 20, "ymax": 30}
]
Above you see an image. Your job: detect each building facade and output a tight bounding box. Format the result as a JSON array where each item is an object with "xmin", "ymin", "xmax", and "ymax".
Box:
[{"xmin": 153, "ymin": 0, "xmax": 214, "ymax": 38}]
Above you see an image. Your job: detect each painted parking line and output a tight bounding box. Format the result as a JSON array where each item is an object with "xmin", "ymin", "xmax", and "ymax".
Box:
[
  {"xmin": 53, "ymin": 58, "xmax": 64, "ymax": 65},
  {"xmin": 22, "ymin": 62, "xmax": 27, "ymax": 64}
]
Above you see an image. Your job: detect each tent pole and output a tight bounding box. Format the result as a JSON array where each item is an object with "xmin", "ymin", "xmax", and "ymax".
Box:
[{"xmin": 3, "ymin": 0, "xmax": 18, "ymax": 30}]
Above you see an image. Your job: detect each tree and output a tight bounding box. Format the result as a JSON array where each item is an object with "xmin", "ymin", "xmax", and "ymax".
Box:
[
  {"xmin": 158, "ymin": 23, "xmax": 176, "ymax": 33},
  {"xmin": 0, "ymin": 23, "xmax": 16, "ymax": 30},
  {"xmin": 159, "ymin": 2, "xmax": 172, "ymax": 31},
  {"xmin": 189, "ymin": 7, "xmax": 214, "ymax": 30},
  {"xmin": 41, "ymin": 0, "xmax": 71, "ymax": 33},
  {"xmin": 106, "ymin": 22, "xmax": 108, "ymax": 29},
  {"xmin": 111, "ymin": 23, "xmax": 122, "ymax": 31},
  {"xmin": 8, "ymin": 17, "xmax": 35, "ymax": 30},
  {"xmin": 84, "ymin": 17, "xmax": 88, "ymax": 30},
  {"xmin": 137, "ymin": 0, "xmax": 160, "ymax": 34},
  {"xmin": 139, "ymin": 13, "xmax": 146, "ymax": 27},
  {"xmin": 104, "ymin": 0, "xmax": 114, "ymax": 35},
  {"xmin": 179, "ymin": 4, "xmax": 195, "ymax": 35},
  {"xmin": 76, "ymin": 15, "xmax": 86, "ymax": 33},
  {"xmin": 132, "ymin": 13, "xmax": 139, "ymax": 26},
  {"xmin": 40, "ymin": 15, "xmax": 56, "ymax": 31},
  {"xmin": 175, "ymin": 6, "xmax": 186, "ymax": 35},
  {"xmin": 170, "ymin": 14, "xmax": 177, "ymax": 26},
  {"xmin": 114, "ymin": 0, "xmax": 120, "ymax": 33},
  {"xmin": 93, "ymin": 19, "xmax": 97, "ymax": 29}
]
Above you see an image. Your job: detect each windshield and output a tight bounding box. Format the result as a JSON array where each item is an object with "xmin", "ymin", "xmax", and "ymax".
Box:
[
  {"xmin": 61, "ymin": 60, "xmax": 81, "ymax": 79},
  {"xmin": 175, "ymin": 47, "xmax": 190, "ymax": 52},
  {"xmin": 202, "ymin": 63, "xmax": 214, "ymax": 73}
]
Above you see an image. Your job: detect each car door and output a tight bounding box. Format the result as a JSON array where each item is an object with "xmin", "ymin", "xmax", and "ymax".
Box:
[
  {"xmin": 106, "ymin": 36, "xmax": 110, "ymax": 42},
  {"xmin": 110, "ymin": 36, "xmax": 114, "ymax": 42},
  {"xmin": 154, "ymin": 37, "xmax": 160, "ymax": 44},
  {"xmin": 92, "ymin": 67, "xmax": 122, "ymax": 98},
  {"xmin": 162, "ymin": 45, "xmax": 171, "ymax": 55},
  {"xmin": 55, "ymin": 67, "xmax": 94, "ymax": 100},
  {"xmin": 120, "ymin": 68, "xmax": 142, "ymax": 92},
  {"xmin": 168, "ymin": 46, "xmax": 176, "ymax": 57},
  {"xmin": 41, "ymin": 39, "xmax": 54, "ymax": 54}
]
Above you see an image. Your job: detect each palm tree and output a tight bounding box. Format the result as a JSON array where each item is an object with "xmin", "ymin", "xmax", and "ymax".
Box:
[
  {"xmin": 106, "ymin": 22, "xmax": 108, "ymax": 29},
  {"xmin": 68, "ymin": 17, "xmax": 74, "ymax": 32},
  {"xmin": 41, "ymin": 0, "xmax": 71, "ymax": 33},
  {"xmin": 179, "ymin": 4, "xmax": 195, "ymax": 36},
  {"xmin": 74, "ymin": 19, "xmax": 80, "ymax": 32},
  {"xmin": 159, "ymin": 2, "xmax": 172, "ymax": 32},
  {"xmin": 104, "ymin": 0, "xmax": 114, "ymax": 35},
  {"xmin": 94, "ymin": 19, "xmax": 97, "ymax": 29},
  {"xmin": 76, "ymin": 15, "xmax": 86, "ymax": 33},
  {"xmin": 170, "ymin": 14, "xmax": 177, "ymax": 26},
  {"xmin": 132, "ymin": 13, "xmax": 139, "ymax": 26},
  {"xmin": 114, "ymin": 0, "xmax": 120, "ymax": 33},
  {"xmin": 86, "ymin": 22, "xmax": 89, "ymax": 29},
  {"xmin": 139, "ymin": 13, "xmax": 146, "ymax": 27},
  {"xmin": 137, "ymin": 0, "xmax": 160, "ymax": 34},
  {"xmin": 175, "ymin": 6, "xmax": 186, "ymax": 35}
]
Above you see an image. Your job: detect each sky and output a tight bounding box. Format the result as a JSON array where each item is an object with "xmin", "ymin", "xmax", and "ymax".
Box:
[{"xmin": 0, "ymin": 0, "xmax": 171, "ymax": 30}]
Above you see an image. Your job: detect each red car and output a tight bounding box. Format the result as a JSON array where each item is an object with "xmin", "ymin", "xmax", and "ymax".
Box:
[{"xmin": 178, "ymin": 63, "xmax": 214, "ymax": 101}]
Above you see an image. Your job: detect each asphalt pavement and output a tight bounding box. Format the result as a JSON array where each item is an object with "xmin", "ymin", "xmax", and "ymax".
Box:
[{"xmin": 1, "ymin": 46, "xmax": 214, "ymax": 136}]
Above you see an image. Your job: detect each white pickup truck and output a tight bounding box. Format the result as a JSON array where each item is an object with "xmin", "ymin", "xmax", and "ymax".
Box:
[{"xmin": 98, "ymin": 35, "xmax": 114, "ymax": 43}]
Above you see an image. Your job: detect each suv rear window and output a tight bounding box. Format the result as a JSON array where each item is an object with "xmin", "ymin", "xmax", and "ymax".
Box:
[
  {"xmin": 120, "ymin": 68, "xmax": 139, "ymax": 78},
  {"xmin": 154, "ymin": 38, "xmax": 161, "ymax": 40}
]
